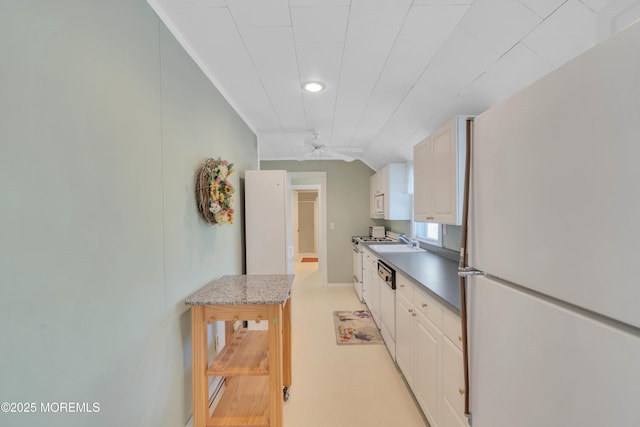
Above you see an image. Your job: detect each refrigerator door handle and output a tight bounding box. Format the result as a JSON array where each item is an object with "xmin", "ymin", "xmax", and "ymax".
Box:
[
  {"xmin": 458, "ymin": 267, "xmax": 486, "ymax": 277},
  {"xmin": 458, "ymin": 118, "xmax": 474, "ymax": 420}
]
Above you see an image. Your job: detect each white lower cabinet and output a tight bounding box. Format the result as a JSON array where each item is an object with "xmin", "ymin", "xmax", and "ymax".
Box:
[
  {"xmin": 441, "ymin": 396, "xmax": 467, "ymax": 427},
  {"xmin": 415, "ymin": 310, "xmax": 441, "ymax": 425},
  {"xmin": 442, "ymin": 338, "xmax": 467, "ymax": 427},
  {"xmin": 362, "ymin": 249, "xmax": 380, "ymax": 327},
  {"xmin": 395, "ymin": 272, "xmax": 469, "ymax": 427},
  {"xmin": 395, "ymin": 293, "xmax": 415, "ymax": 387}
]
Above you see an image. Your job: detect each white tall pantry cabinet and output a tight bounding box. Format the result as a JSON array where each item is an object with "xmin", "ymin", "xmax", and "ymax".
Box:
[
  {"xmin": 245, "ymin": 170, "xmax": 293, "ymax": 275},
  {"xmin": 413, "ymin": 116, "xmax": 470, "ymax": 225}
]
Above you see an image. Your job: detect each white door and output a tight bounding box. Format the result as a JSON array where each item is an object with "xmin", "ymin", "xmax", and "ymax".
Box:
[
  {"xmin": 469, "ymin": 23, "xmax": 640, "ymax": 328},
  {"xmin": 413, "ymin": 137, "xmax": 430, "ymax": 221},
  {"xmin": 395, "ymin": 293, "xmax": 415, "ymax": 387},
  {"xmin": 469, "ymin": 275, "xmax": 640, "ymax": 427},
  {"xmin": 430, "ymin": 120, "xmax": 457, "ymax": 224},
  {"xmin": 415, "ymin": 311, "xmax": 441, "ymax": 426},
  {"xmin": 298, "ymin": 200, "xmax": 316, "ymax": 255}
]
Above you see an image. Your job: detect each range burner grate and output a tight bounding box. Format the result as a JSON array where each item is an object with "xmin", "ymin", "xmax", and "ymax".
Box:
[{"xmin": 353, "ymin": 236, "xmax": 395, "ymax": 242}]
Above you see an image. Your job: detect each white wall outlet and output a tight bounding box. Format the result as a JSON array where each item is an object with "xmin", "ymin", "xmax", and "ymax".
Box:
[{"xmin": 330, "ymin": 222, "xmax": 335, "ymax": 230}]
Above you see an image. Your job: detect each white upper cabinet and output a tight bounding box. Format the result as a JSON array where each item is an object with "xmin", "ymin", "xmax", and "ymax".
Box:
[
  {"xmin": 413, "ymin": 116, "xmax": 471, "ymax": 225},
  {"xmin": 370, "ymin": 173, "xmax": 382, "ymax": 218},
  {"xmin": 370, "ymin": 163, "xmax": 411, "ymax": 220}
]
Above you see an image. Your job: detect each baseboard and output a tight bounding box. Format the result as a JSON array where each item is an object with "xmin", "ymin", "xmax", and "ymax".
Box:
[{"xmin": 326, "ymin": 282, "xmax": 352, "ymax": 288}]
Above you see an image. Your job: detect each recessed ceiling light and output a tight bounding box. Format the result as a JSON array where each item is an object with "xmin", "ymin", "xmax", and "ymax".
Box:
[{"xmin": 302, "ymin": 82, "xmax": 325, "ymax": 93}]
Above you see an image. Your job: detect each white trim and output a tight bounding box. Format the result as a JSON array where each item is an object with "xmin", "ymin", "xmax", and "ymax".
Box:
[
  {"xmin": 289, "ymin": 173, "xmax": 328, "ymax": 285},
  {"xmin": 184, "ymin": 376, "xmax": 224, "ymax": 427},
  {"xmin": 145, "ymin": 1, "xmax": 256, "ymax": 135}
]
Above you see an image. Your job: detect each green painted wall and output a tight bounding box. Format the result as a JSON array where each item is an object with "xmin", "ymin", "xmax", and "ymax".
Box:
[
  {"xmin": 0, "ymin": 1, "xmax": 257, "ymax": 426},
  {"xmin": 261, "ymin": 160, "xmax": 376, "ymax": 283}
]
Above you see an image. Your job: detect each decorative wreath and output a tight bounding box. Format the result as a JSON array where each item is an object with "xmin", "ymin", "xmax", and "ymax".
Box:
[{"xmin": 196, "ymin": 158, "xmax": 235, "ymax": 225}]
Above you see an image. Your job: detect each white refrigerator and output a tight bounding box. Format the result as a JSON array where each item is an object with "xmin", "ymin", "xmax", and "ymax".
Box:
[
  {"xmin": 245, "ymin": 170, "xmax": 293, "ymax": 275},
  {"xmin": 465, "ymin": 22, "xmax": 640, "ymax": 427}
]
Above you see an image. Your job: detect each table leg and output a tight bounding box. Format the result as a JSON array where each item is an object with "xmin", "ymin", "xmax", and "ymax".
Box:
[
  {"xmin": 268, "ymin": 304, "xmax": 283, "ymax": 427},
  {"xmin": 191, "ymin": 305, "xmax": 208, "ymax": 427},
  {"xmin": 283, "ymin": 299, "xmax": 292, "ymax": 389}
]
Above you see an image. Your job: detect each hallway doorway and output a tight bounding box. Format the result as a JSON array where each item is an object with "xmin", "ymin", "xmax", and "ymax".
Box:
[
  {"xmin": 295, "ymin": 190, "xmax": 318, "ymax": 259},
  {"xmin": 289, "ymin": 172, "xmax": 327, "ymax": 284}
]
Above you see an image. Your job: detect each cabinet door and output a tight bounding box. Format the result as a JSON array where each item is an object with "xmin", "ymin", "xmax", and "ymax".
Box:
[
  {"xmin": 442, "ymin": 336, "xmax": 467, "ymax": 425},
  {"xmin": 362, "ymin": 252, "xmax": 373, "ymax": 305},
  {"xmin": 415, "ymin": 311, "xmax": 441, "ymax": 427},
  {"xmin": 362, "ymin": 264, "xmax": 371, "ymax": 305},
  {"xmin": 413, "ymin": 117, "xmax": 467, "ymax": 225},
  {"xmin": 395, "ymin": 293, "xmax": 415, "ymax": 387},
  {"xmin": 430, "ymin": 120, "xmax": 458, "ymax": 224},
  {"xmin": 369, "ymin": 174, "xmax": 377, "ymax": 217},
  {"xmin": 413, "ymin": 137, "xmax": 431, "ymax": 221},
  {"xmin": 441, "ymin": 397, "xmax": 468, "ymax": 427}
]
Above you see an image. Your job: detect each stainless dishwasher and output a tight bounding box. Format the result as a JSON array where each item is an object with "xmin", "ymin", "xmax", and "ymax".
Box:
[{"xmin": 377, "ymin": 259, "xmax": 396, "ymax": 360}]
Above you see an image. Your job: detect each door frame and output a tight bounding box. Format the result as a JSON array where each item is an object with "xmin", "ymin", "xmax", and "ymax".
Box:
[{"xmin": 289, "ymin": 172, "xmax": 327, "ymax": 285}]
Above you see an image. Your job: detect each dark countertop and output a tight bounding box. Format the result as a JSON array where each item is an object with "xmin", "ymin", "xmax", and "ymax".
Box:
[
  {"xmin": 185, "ymin": 274, "xmax": 294, "ymax": 306},
  {"xmin": 366, "ymin": 244, "xmax": 461, "ymax": 314}
]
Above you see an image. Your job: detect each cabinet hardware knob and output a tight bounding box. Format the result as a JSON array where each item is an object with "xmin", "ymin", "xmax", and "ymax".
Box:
[
  {"xmin": 421, "ymin": 303, "xmax": 427, "ymax": 308},
  {"xmin": 459, "ymin": 388, "xmax": 465, "ymax": 395},
  {"xmin": 458, "ymin": 335, "xmax": 462, "ymax": 342}
]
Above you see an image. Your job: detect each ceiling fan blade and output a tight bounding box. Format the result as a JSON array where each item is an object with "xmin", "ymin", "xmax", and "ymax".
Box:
[
  {"xmin": 321, "ymin": 150, "xmax": 356, "ymax": 162},
  {"xmin": 303, "ymin": 140, "xmax": 319, "ymax": 149},
  {"xmin": 330, "ymin": 146, "xmax": 364, "ymax": 153},
  {"xmin": 297, "ymin": 151, "xmax": 317, "ymax": 161}
]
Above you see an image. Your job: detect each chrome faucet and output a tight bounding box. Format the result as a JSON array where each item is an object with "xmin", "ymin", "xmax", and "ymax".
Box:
[{"xmin": 399, "ymin": 234, "xmax": 420, "ymax": 248}]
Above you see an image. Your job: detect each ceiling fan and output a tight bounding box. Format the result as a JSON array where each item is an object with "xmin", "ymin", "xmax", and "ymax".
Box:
[{"xmin": 300, "ymin": 133, "xmax": 364, "ymax": 162}]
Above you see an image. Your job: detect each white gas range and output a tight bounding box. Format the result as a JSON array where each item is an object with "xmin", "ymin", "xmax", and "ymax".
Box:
[{"xmin": 351, "ymin": 235, "xmax": 395, "ymax": 302}]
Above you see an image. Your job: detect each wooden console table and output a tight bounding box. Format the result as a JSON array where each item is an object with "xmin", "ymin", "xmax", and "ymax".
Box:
[{"xmin": 186, "ymin": 274, "xmax": 294, "ymax": 427}]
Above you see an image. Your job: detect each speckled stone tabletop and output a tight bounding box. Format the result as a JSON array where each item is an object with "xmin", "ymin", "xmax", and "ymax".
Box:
[{"xmin": 185, "ymin": 274, "xmax": 294, "ymax": 306}]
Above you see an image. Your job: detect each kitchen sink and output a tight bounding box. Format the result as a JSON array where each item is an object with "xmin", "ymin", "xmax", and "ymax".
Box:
[{"xmin": 369, "ymin": 244, "xmax": 426, "ymax": 253}]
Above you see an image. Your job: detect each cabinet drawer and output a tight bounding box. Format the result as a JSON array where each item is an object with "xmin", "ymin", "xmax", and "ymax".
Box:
[
  {"xmin": 396, "ymin": 273, "xmax": 414, "ymax": 302},
  {"xmin": 364, "ymin": 250, "xmax": 377, "ymax": 265},
  {"xmin": 443, "ymin": 308, "xmax": 463, "ymax": 351},
  {"xmin": 414, "ymin": 288, "xmax": 442, "ymax": 329}
]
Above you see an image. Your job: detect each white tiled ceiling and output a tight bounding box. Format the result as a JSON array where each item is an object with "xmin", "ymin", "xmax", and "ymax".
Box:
[
  {"xmin": 522, "ymin": 0, "xmax": 598, "ymax": 67},
  {"xmin": 147, "ymin": 0, "xmax": 640, "ymax": 170},
  {"xmin": 460, "ymin": 0, "xmax": 542, "ymax": 55}
]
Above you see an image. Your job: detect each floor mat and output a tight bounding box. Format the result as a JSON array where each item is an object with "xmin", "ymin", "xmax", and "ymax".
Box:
[
  {"xmin": 333, "ymin": 310, "xmax": 383, "ymax": 345},
  {"xmin": 301, "ymin": 257, "xmax": 318, "ymax": 262}
]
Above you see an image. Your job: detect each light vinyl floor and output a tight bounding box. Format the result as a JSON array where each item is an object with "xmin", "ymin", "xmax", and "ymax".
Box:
[{"xmin": 283, "ymin": 262, "xmax": 428, "ymax": 427}]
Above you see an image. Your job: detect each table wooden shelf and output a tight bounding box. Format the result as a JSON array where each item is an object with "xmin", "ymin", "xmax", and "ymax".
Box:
[
  {"xmin": 186, "ymin": 274, "xmax": 294, "ymax": 427},
  {"xmin": 208, "ymin": 376, "xmax": 270, "ymax": 427},
  {"xmin": 208, "ymin": 328, "xmax": 269, "ymax": 376}
]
